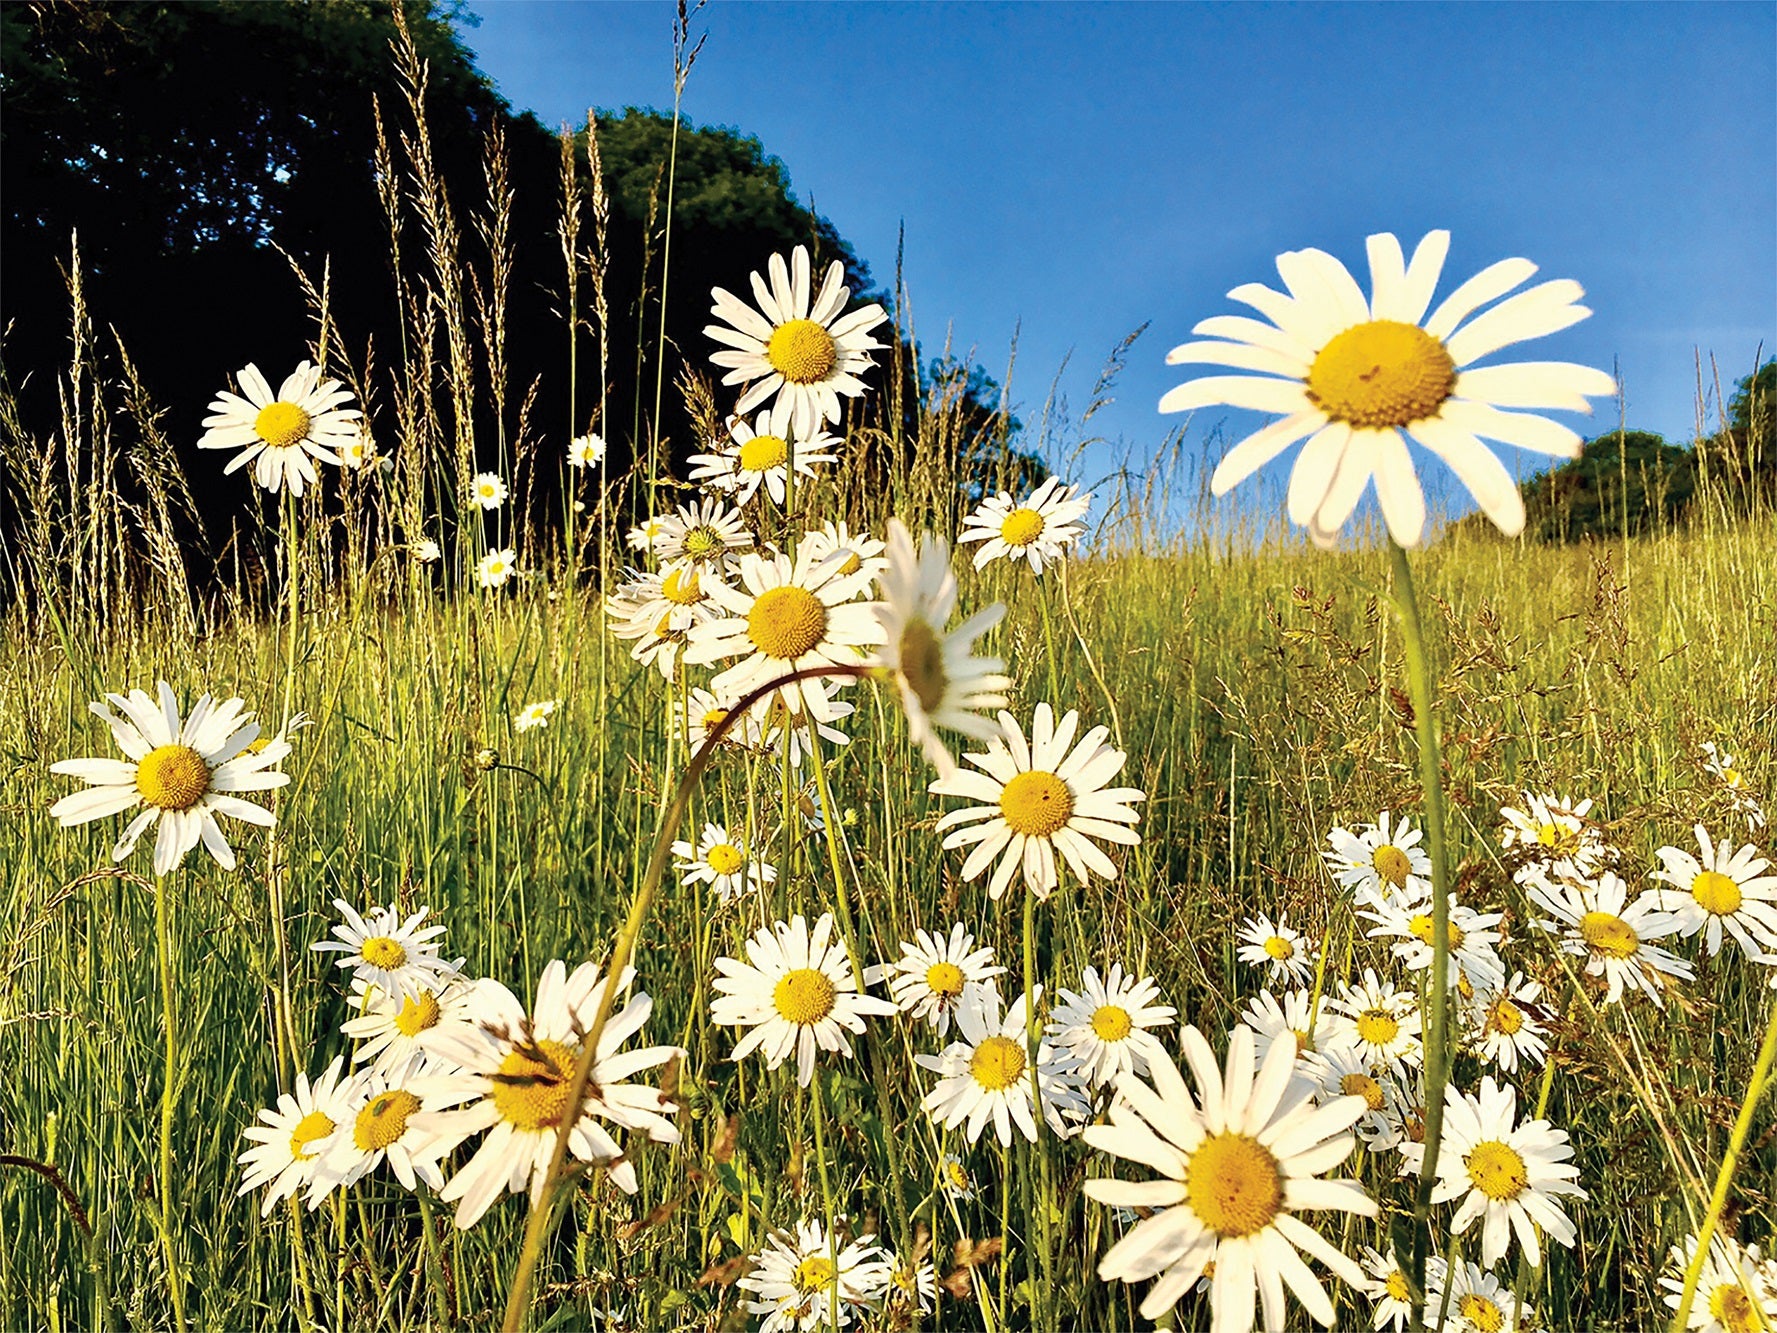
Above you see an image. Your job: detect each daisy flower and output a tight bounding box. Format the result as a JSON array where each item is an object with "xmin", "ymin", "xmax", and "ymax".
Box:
[
  {"xmin": 1661, "ymin": 1232, "xmax": 1777, "ymax": 1333},
  {"xmin": 930, "ymin": 702, "xmax": 1145, "ymax": 901},
  {"xmin": 514, "ymin": 699, "xmax": 560, "ymax": 733},
  {"xmin": 49, "ymin": 680, "xmax": 291, "ymax": 877},
  {"xmin": 1160, "ymin": 229, "xmax": 1615, "ymax": 546},
  {"xmin": 1083, "ymin": 1024, "xmax": 1376, "ymax": 1331},
  {"xmin": 1525, "ymin": 867, "xmax": 1694, "ymax": 1007},
  {"xmin": 870, "ymin": 518, "xmax": 1012, "ymax": 776},
  {"xmin": 758, "ymin": 688, "xmax": 855, "ymax": 768},
  {"xmin": 1438, "ymin": 1260, "xmax": 1524, "ymax": 1333},
  {"xmin": 236, "ymin": 1056, "xmax": 355, "ymax": 1217},
  {"xmin": 476, "ymin": 548, "xmax": 517, "ymax": 590},
  {"xmin": 1303, "ymin": 1044, "xmax": 1403, "ymax": 1146},
  {"xmin": 1359, "ymin": 893, "xmax": 1507, "ymax": 994},
  {"xmin": 605, "ymin": 564, "xmax": 726, "ymax": 683},
  {"xmin": 1326, "ymin": 969, "xmax": 1423, "ymax": 1076},
  {"xmin": 1499, "ymin": 790, "xmax": 1611, "ymax": 876},
  {"xmin": 1235, "ymin": 912, "xmax": 1319, "ymax": 985},
  {"xmin": 470, "ymin": 472, "xmax": 507, "ymax": 511},
  {"xmin": 864, "ymin": 922, "xmax": 1006, "ymax": 1036},
  {"xmin": 737, "ymin": 1217, "xmax": 890, "ymax": 1333},
  {"xmin": 198, "ymin": 360, "xmax": 361, "ymax": 497},
  {"xmin": 311, "ymin": 898, "xmax": 457, "ymax": 1005},
  {"xmin": 1651, "ymin": 824, "xmax": 1777, "ymax": 959},
  {"xmin": 800, "ymin": 520, "xmax": 888, "ymax": 582},
  {"xmin": 687, "ymin": 413, "xmax": 839, "ymax": 506},
  {"xmin": 626, "ymin": 515, "xmax": 669, "ymax": 553},
  {"xmin": 654, "ymin": 497, "xmax": 755, "ymax": 570},
  {"xmin": 409, "ymin": 960, "xmax": 683, "ymax": 1229},
  {"xmin": 1463, "ymin": 972, "xmax": 1550, "ymax": 1075},
  {"xmin": 568, "ymin": 433, "xmax": 606, "ymax": 468},
  {"xmin": 340, "ymin": 973, "xmax": 484, "ymax": 1077},
  {"xmin": 304, "ymin": 1057, "xmax": 449, "ymax": 1207},
  {"xmin": 938, "ymin": 1152, "xmax": 977, "ymax": 1200},
  {"xmin": 1359, "ymin": 1246, "xmax": 1443, "ymax": 1333},
  {"xmin": 338, "ymin": 426, "xmax": 379, "ymax": 470},
  {"xmin": 1702, "ymin": 741, "xmax": 1768, "ymax": 832},
  {"xmin": 1239, "ymin": 987, "xmax": 1333, "ymax": 1064},
  {"xmin": 918, "ymin": 984, "xmax": 1088, "ymax": 1145},
  {"xmin": 673, "ymin": 686, "xmax": 766, "ymax": 755},
  {"xmin": 705, "ymin": 244, "xmax": 889, "ymax": 441},
  {"xmin": 1046, "ymin": 963, "xmax": 1177, "ymax": 1088},
  {"xmin": 413, "ymin": 538, "xmax": 443, "ymax": 564},
  {"xmin": 671, "ymin": 823, "xmax": 776, "ymax": 902},
  {"xmin": 1323, "ymin": 810, "xmax": 1430, "ymax": 907},
  {"xmin": 882, "ymin": 1248, "xmax": 938, "ymax": 1317},
  {"xmin": 710, "ymin": 913, "xmax": 894, "ymax": 1088},
  {"xmin": 684, "ymin": 547, "xmax": 882, "ymax": 724},
  {"xmin": 957, "ymin": 476, "xmax": 1091, "ymax": 574}
]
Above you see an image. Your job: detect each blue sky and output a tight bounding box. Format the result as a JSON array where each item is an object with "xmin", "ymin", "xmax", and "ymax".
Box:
[{"xmin": 456, "ymin": 1, "xmax": 1775, "ymax": 515}]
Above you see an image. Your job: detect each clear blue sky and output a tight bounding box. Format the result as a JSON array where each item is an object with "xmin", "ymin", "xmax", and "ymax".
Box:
[{"xmin": 456, "ymin": 0, "xmax": 1775, "ymax": 510}]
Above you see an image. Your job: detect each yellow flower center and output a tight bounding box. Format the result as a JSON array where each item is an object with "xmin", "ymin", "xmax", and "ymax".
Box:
[
  {"xmin": 944, "ymin": 1158, "xmax": 973, "ymax": 1192},
  {"xmin": 1489, "ymin": 999, "xmax": 1525, "ymax": 1036},
  {"xmin": 746, "ymin": 585, "xmax": 829, "ymax": 659},
  {"xmin": 1340, "ymin": 1071, "xmax": 1385, "ymax": 1111},
  {"xmin": 1305, "ymin": 319, "xmax": 1456, "ymax": 429},
  {"xmin": 1458, "ymin": 1294, "xmax": 1505, "ymax": 1333},
  {"xmin": 1385, "ymin": 1270, "xmax": 1412, "ymax": 1302},
  {"xmin": 897, "ymin": 619, "xmax": 950, "ymax": 713},
  {"xmin": 999, "ymin": 507, "xmax": 1046, "ymax": 547},
  {"xmin": 924, "ymin": 961, "xmax": 966, "ymax": 998},
  {"xmin": 135, "ymin": 744, "xmax": 212, "ymax": 811},
  {"xmin": 1407, "ymin": 913, "xmax": 1466, "ymax": 952},
  {"xmin": 490, "ymin": 1038, "xmax": 577, "ymax": 1131},
  {"xmin": 773, "ymin": 968, "xmax": 838, "ymax": 1025},
  {"xmin": 969, "ymin": 1034, "xmax": 1027, "ymax": 1091},
  {"xmin": 661, "ymin": 567, "xmax": 701, "ymax": 605},
  {"xmin": 1692, "ymin": 870, "xmax": 1744, "ymax": 917},
  {"xmin": 738, "ymin": 434, "xmax": 789, "ymax": 473},
  {"xmin": 1579, "ymin": 910, "xmax": 1639, "ymax": 960},
  {"xmin": 1722, "ymin": 767, "xmax": 1744, "ymax": 789},
  {"xmin": 1371, "ymin": 844, "xmax": 1413, "ymax": 889},
  {"xmin": 792, "ymin": 1255, "xmax": 837, "ymax": 1296},
  {"xmin": 1185, "ymin": 1132, "xmax": 1283, "ymax": 1239},
  {"xmin": 836, "ymin": 550, "xmax": 863, "ymax": 576},
  {"xmin": 1536, "ymin": 821, "xmax": 1581, "ymax": 857},
  {"xmin": 1464, "ymin": 1139, "xmax": 1528, "ymax": 1201},
  {"xmin": 360, "ymin": 936, "xmax": 407, "ymax": 971},
  {"xmin": 254, "ymin": 401, "xmax": 313, "ymax": 448},
  {"xmin": 289, "ymin": 1110, "xmax": 335, "ymax": 1160},
  {"xmin": 1355, "ymin": 1008, "xmax": 1400, "ymax": 1047},
  {"xmin": 766, "ymin": 319, "xmax": 838, "ymax": 384},
  {"xmin": 700, "ymin": 707, "xmax": 728, "ymax": 732},
  {"xmin": 394, "ymin": 991, "xmax": 441, "ymax": 1037},
  {"xmin": 1091, "ymin": 1004, "xmax": 1133, "ymax": 1042},
  {"xmin": 1262, "ymin": 935, "xmax": 1295, "ymax": 960},
  {"xmin": 353, "ymin": 1090, "xmax": 421, "ymax": 1152},
  {"xmin": 1710, "ymin": 1283, "xmax": 1757, "ymax": 1333},
  {"xmin": 682, "ymin": 525, "xmax": 724, "ymax": 559},
  {"xmin": 704, "ymin": 843, "xmax": 746, "ymax": 876},
  {"xmin": 998, "ymin": 770, "xmax": 1074, "ymax": 838}
]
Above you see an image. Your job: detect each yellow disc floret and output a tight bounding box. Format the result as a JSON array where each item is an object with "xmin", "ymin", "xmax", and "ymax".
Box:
[
  {"xmin": 353, "ymin": 1090, "xmax": 421, "ymax": 1152},
  {"xmin": 360, "ymin": 936, "xmax": 408, "ymax": 971},
  {"xmin": 1579, "ymin": 911, "xmax": 1639, "ymax": 960},
  {"xmin": 1464, "ymin": 1140, "xmax": 1529, "ymax": 1202},
  {"xmin": 924, "ymin": 961, "xmax": 966, "ymax": 998},
  {"xmin": 1340, "ymin": 1071, "xmax": 1386, "ymax": 1111},
  {"xmin": 1407, "ymin": 913, "xmax": 1466, "ymax": 952},
  {"xmin": 897, "ymin": 619, "xmax": 950, "ymax": 713},
  {"xmin": 792, "ymin": 1255, "xmax": 838, "ymax": 1296},
  {"xmin": 1488, "ymin": 998, "xmax": 1525, "ymax": 1036},
  {"xmin": 1385, "ymin": 1270, "xmax": 1412, "ymax": 1303},
  {"xmin": 1263, "ymin": 935, "xmax": 1295, "ymax": 960},
  {"xmin": 969, "ymin": 1034, "xmax": 1027, "ymax": 1091},
  {"xmin": 490, "ymin": 1038, "xmax": 577, "ymax": 1131},
  {"xmin": 773, "ymin": 968, "xmax": 838, "ymax": 1025},
  {"xmin": 704, "ymin": 843, "xmax": 746, "ymax": 876},
  {"xmin": 255, "ymin": 401, "xmax": 313, "ymax": 448},
  {"xmin": 394, "ymin": 991, "xmax": 441, "ymax": 1037},
  {"xmin": 135, "ymin": 744, "xmax": 212, "ymax": 811},
  {"xmin": 1091, "ymin": 1004, "xmax": 1133, "ymax": 1042},
  {"xmin": 1186, "ymin": 1132, "xmax": 1284, "ymax": 1238},
  {"xmin": 1458, "ymin": 1295, "xmax": 1506, "ymax": 1333},
  {"xmin": 746, "ymin": 586, "xmax": 829, "ymax": 660},
  {"xmin": 289, "ymin": 1110, "xmax": 335, "ymax": 1160},
  {"xmin": 738, "ymin": 434, "xmax": 789, "ymax": 473},
  {"xmin": 1355, "ymin": 1008, "xmax": 1401, "ymax": 1047},
  {"xmin": 766, "ymin": 319, "xmax": 838, "ymax": 384},
  {"xmin": 1306, "ymin": 320, "xmax": 1457, "ymax": 429},
  {"xmin": 1371, "ymin": 844, "xmax": 1413, "ymax": 889},
  {"xmin": 1691, "ymin": 870, "xmax": 1744, "ymax": 917},
  {"xmin": 1710, "ymin": 1283, "xmax": 1757, "ymax": 1333},
  {"xmin": 661, "ymin": 567, "xmax": 702, "ymax": 605},
  {"xmin": 999, "ymin": 507, "xmax": 1045, "ymax": 547},
  {"xmin": 998, "ymin": 770, "xmax": 1074, "ymax": 838},
  {"xmin": 1536, "ymin": 821, "xmax": 1582, "ymax": 857}
]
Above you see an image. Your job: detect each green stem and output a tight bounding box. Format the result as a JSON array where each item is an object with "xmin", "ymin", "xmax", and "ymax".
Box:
[
  {"xmin": 810, "ymin": 1065, "xmax": 842, "ymax": 1333},
  {"xmin": 1670, "ymin": 993, "xmax": 1777, "ymax": 1333},
  {"xmin": 1022, "ymin": 892, "xmax": 1055, "ymax": 1331},
  {"xmin": 154, "ymin": 877, "xmax": 187, "ymax": 1333},
  {"xmin": 1386, "ymin": 538, "xmax": 1453, "ymax": 1332}
]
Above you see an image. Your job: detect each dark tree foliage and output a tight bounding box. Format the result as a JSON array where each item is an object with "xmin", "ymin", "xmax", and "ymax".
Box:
[{"xmin": 1516, "ymin": 429, "xmax": 1694, "ymax": 542}]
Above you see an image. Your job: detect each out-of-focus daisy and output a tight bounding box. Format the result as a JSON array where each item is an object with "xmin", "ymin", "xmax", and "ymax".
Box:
[
  {"xmin": 626, "ymin": 515, "xmax": 669, "ymax": 554},
  {"xmin": 1235, "ymin": 911, "xmax": 1319, "ymax": 985},
  {"xmin": 305, "ymin": 1058, "xmax": 448, "ymax": 1207},
  {"xmin": 931, "ymin": 702, "xmax": 1144, "ymax": 901},
  {"xmin": 800, "ymin": 520, "xmax": 888, "ymax": 582},
  {"xmin": 409, "ymin": 960, "xmax": 683, "ymax": 1229},
  {"xmin": 1406, "ymin": 1074, "xmax": 1584, "ymax": 1267},
  {"xmin": 688, "ymin": 413, "xmax": 839, "ymax": 506},
  {"xmin": 1239, "ymin": 987, "xmax": 1332, "ymax": 1064},
  {"xmin": 605, "ymin": 564, "xmax": 726, "ymax": 683},
  {"xmin": 1526, "ymin": 867, "xmax": 1694, "ymax": 1007},
  {"xmin": 705, "ymin": 244, "xmax": 889, "ymax": 441},
  {"xmin": 1651, "ymin": 824, "xmax": 1777, "ymax": 959},
  {"xmin": 672, "ymin": 823, "xmax": 776, "ymax": 902},
  {"xmin": 939, "ymin": 1152, "xmax": 977, "ymax": 1200},
  {"xmin": 865, "ymin": 923, "xmax": 1006, "ymax": 1036},
  {"xmin": 476, "ymin": 548, "xmax": 517, "ymax": 590},
  {"xmin": 49, "ymin": 680, "xmax": 291, "ymax": 877},
  {"xmin": 1084, "ymin": 1024, "xmax": 1376, "ymax": 1330},
  {"xmin": 1327, "ymin": 969, "xmax": 1423, "ymax": 1076},
  {"xmin": 870, "ymin": 519, "xmax": 1012, "ymax": 776},
  {"xmin": 882, "ymin": 1247, "xmax": 938, "ymax": 1317},
  {"xmin": 958, "ymin": 476, "xmax": 1091, "ymax": 574},
  {"xmin": 1359, "ymin": 1246, "xmax": 1443, "ymax": 1333},
  {"xmin": 1360, "ymin": 893, "xmax": 1507, "ymax": 993},
  {"xmin": 568, "ymin": 433, "xmax": 606, "ymax": 468},
  {"xmin": 655, "ymin": 498, "xmax": 755, "ymax": 570},
  {"xmin": 1499, "ymin": 791, "xmax": 1611, "ymax": 876},
  {"xmin": 1660, "ymin": 1231, "xmax": 1777, "ymax": 1333},
  {"xmin": 1438, "ymin": 1260, "xmax": 1523, "ymax": 1333},
  {"xmin": 1463, "ymin": 972, "xmax": 1550, "ymax": 1075},
  {"xmin": 1703, "ymin": 741, "xmax": 1768, "ymax": 832},
  {"xmin": 470, "ymin": 472, "xmax": 508, "ymax": 511},
  {"xmin": 918, "ymin": 984, "xmax": 1087, "ymax": 1145},
  {"xmin": 737, "ymin": 1217, "xmax": 890, "ymax": 1333},
  {"xmin": 685, "ymin": 547, "xmax": 882, "ymax": 724},
  {"xmin": 1046, "ymin": 963, "xmax": 1176, "ymax": 1088},
  {"xmin": 711, "ymin": 913, "xmax": 894, "ymax": 1088},
  {"xmin": 198, "ymin": 361, "xmax": 361, "ymax": 497},
  {"xmin": 674, "ymin": 685, "xmax": 766, "ymax": 755},
  {"xmin": 339, "ymin": 426, "xmax": 379, "ymax": 470},
  {"xmin": 311, "ymin": 899, "xmax": 456, "ymax": 1005},
  {"xmin": 1161, "ymin": 229, "xmax": 1615, "ymax": 546},
  {"xmin": 236, "ymin": 1056, "xmax": 354, "ymax": 1217},
  {"xmin": 413, "ymin": 538, "xmax": 443, "ymax": 564},
  {"xmin": 341, "ymin": 973, "xmax": 482, "ymax": 1077},
  {"xmin": 759, "ymin": 689, "xmax": 855, "ymax": 768},
  {"xmin": 1323, "ymin": 810, "xmax": 1430, "ymax": 907},
  {"xmin": 513, "ymin": 699, "xmax": 560, "ymax": 733}
]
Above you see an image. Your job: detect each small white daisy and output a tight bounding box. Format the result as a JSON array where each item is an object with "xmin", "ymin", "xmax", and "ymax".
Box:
[
  {"xmin": 673, "ymin": 686, "xmax": 767, "ymax": 755},
  {"xmin": 1359, "ymin": 893, "xmax": 1507, "ymax": 993},
  {"xmin": 864, "ymin": 923, "xmax": 1006, "ymax": 1036},
  {"xmin": 626, "ymin": 515, "xmax": 669, "ymax": 553},
  {"xmin": 1500, "ymin": 790, "xmax": 1612, "ymax": 877},
  {"xmin": 1303, "ymin": 1044, "xmax": 1403, "ymax": 1146},
  {"xmin": 514, "ymin": 699, "xmax": 560, "ymax": 734},
  {"xmin": 311, "ymin": 898, "xmax": 457, "ymax": 1005},
  {"xmin": 1438, "ymin": 1260, "xmax": 1524, "ymax": 1333},
  {"xmin": 799, "ymin": 520, "xmax": 889, "ymax": 583},
  {"xmin": 236, "ymin": 1055, "xmax": 355, "ymax": 1217},
  {"xmin": 1651, "ymin": 824, "xmax": 1777, "ymax": 959},
  {"xmin": 198, "ymin": 361, "xmax": 361, "ymax": 496},
  {"xmin": 1661, "ymin": 1231, "xmax": 1777, "ymax": 1333},
  {"xmin": 671, "ymin": 823, "xmax": 776, "ymax": 902},
  {"xmin": 882, "ymin": 1248, "xmax": 938, "ymax": 1317},
  {"xmin": 1526, "ymin": 866, "xmax": 1694, "ymax": 1007},
  {"xmin": 1326, "ymin": 968, "xmax": 1423, "ymax": 1076},
  {"xmin": 918, "ymin": 984, "xmax": 1087, "ymax": 1145},
  {"xmin": 957, "ymin": 476, "xmax": 1091, "ymax": 574},
  {"xmin": 687, "ymin": 413, "xmax": 839, "ymax": 506},
  {"xmin": 1359, "ymin": 1246, "xmax": 1443, "ymax": 1333},
  {"xmin": 476, "ymin": 547, "xmax": 518, "ymax": 590},
  {"xmin": 938, "ymin": 1152, "xmax": 977, "ymax": 1200},
  {"xmin": 340, "ymin": 973, "xmax": 483, "ymax": 1077},
  {"xmin": 1235, "ymin": 912, "xmax": 1319, "ymax": 985},
  {"xmin": 737, "ymin": 1217, "xmax": 890, "ymax": 1333},
  {"xmin": 1702, "ymin": 741, "xmax": 1768, "ymax": 832},
  {"xmin": 304, "ymin": 1057, "xmax": 449, "ymax": 1208},
  {"xmin": 1046, "ymin": 963, "xmax": 1177, "ymax": 1088},
  {"xmin": 1239, "ymin": 987, "xmax": 1333, "ymax": 1065},
  {"xmin": 758, "ymin": 687, "xmax": 856, "ymax": 768},
  {"xmin": 470, "ymin": 472, "xmax": 508, "ymax": 511},
  {"xmin": 711, "ymin": 913, "xmax": 895, "ymax": 1088},
  {"xmin": 605, "ymin": 564, "xmax": 727, "ymax": 683},
  {"xmin": 413, "ymin": 538, "xmax": 443, "ymax": 564},
  {"xmin": 1462, "ymin": 971, "xmax": 1550, "ymax": 1075},
  {"xmin": 568, "ymin": 433, "xmax": 606, "ymax": 468},
  {"xmin": 1323, "ymin": 810, "xmax": 1431, "ymax": 907}
]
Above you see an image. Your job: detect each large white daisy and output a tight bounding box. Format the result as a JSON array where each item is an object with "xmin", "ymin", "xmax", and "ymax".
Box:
[
  {"xmin": 705, "ymin": 245, "xmax": 889, "ymax": 441},
  {"xmin": 917, "ymin": 984, "xmax": 1088, "ymax": 1145},
  {"xmin": 305, "ymin": 1057, "xmax": 450, "ymax": 1208},
  {"xmin": 1083, "ymin": 1024, "xmax": 1376, "ymax": 1332},
  {"xmin": 1525, "ymin": 866, "xmax": 1694, "ymax": 1007},
  {"xmin": 1046, "ymin": 963, "xmax": 1177, "ymax": 1089},
  {"xmin": 957, "ymin": 476, "xmax": 1092, "ymax": 574},
  {"xmin": 49, "ymin": 681, "xmax": 291, "ymax": 877},
  {"xmin": 1160, "ymin": 230, "xmax": 1616, "ymax": 546},
  {"xmin": 864, "ymin": 922, "xmax": 1006, "ymax": 1036},
  {"xmin": 1651, "ymin": 823, "xmax": 1777, "ymax": 959},
  {"xmin": 930, "ymin": 702, "xmax": 1145, "ymax": 901},
  {"xmin": 198, "ymin": 360, "xmax": 361, "ymax": 497},
  {"xmin": 687, "ymin": 413, "xmax": 840, "ymax": 506}
]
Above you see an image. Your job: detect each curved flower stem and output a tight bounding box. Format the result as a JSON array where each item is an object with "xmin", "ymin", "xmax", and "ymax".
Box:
[
  {"xmin": 1386, "ymin": 538, "xmax": 1453, "ymax": 1330},
  {"xmin": 154, "ymin": 876, "xmax": 187, "ymax": 1333},
  {"xmin": 498, "ymin": 664, "xmax": 874, "ymax": 1332},
  {"xmin": 1670, "ymin": 993, "xmax": 1777, "ymax": 1333}
]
